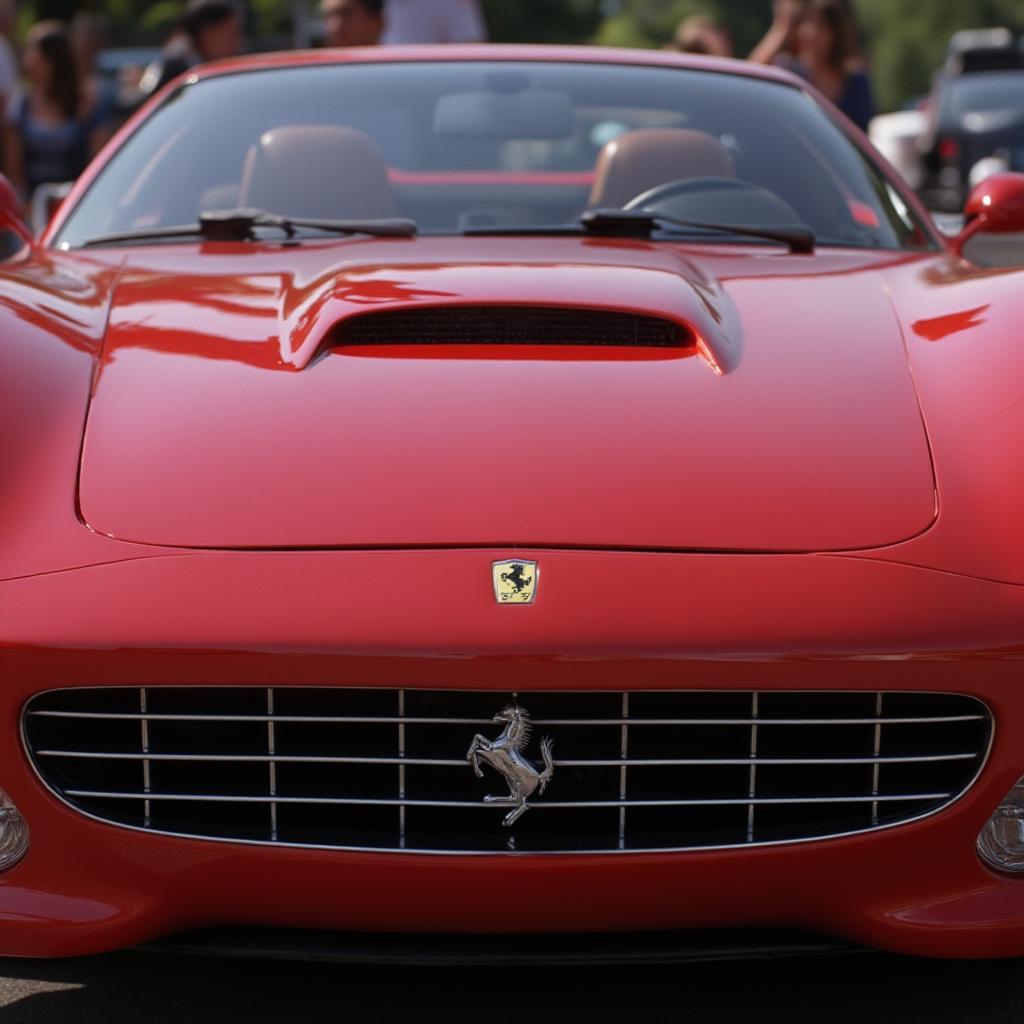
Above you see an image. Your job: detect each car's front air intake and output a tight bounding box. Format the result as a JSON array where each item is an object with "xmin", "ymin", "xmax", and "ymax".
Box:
[
  {"xmin": 23, "ymin": 688, "xmax": 990, "ymax": 855},
  {"xmin": 335, "ymin": 306, "xmax": 691, "ymax": 348}
]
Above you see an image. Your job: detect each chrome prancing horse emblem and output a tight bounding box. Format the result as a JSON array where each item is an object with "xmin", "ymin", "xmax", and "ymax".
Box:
[{"xmin": 467, "ymin": 704, "xmax": 554, "ymax": 826}]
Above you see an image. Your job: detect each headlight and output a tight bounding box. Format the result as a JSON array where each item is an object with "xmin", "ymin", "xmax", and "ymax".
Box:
[
  {"xmin": 0, "ymin": 787, "xmax": 28, "ymax": 870},
  {"xmin": 978, "ymin": 776, "xmax": 1024, "ymax": 872}
]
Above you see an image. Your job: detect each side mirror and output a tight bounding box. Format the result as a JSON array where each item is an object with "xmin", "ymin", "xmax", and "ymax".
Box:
[{"xmin": 952, "ymin": 172, "xmax": 1024, "ymax": 258}]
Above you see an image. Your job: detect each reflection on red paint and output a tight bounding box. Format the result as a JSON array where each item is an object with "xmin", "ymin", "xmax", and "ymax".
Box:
[
  {"xmin": 849, "ymin": 200, "xmax": 880, "ymax": 229},
  {"xmin": 0, "ymin": 887, "xmax": 123, "ymax": 925},
  {"xmin": 911, "ymin": 304, "xmax": 990, "ymax": 342},
  {"xmin": 327, "ymin": 277, "xmax": 455, "ymax": 306}
]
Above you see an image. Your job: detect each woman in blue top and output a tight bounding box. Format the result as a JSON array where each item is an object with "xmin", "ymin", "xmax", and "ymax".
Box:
[
  {"xmin": 751, "ymin": 0, "xmax": 875, "ymax": 134},
  {"xmin": 3, "ymin": 21, "xmax": 112, "ymax": 203}
]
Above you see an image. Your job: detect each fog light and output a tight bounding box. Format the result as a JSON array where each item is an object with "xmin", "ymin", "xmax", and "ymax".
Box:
[
  {"xmin": 978, "ymin": 777, "xmax": 1024, "ymax": 872},
  {"xmin": 0, "ymin": 788, "xmax": 28, "ymax": 870}
]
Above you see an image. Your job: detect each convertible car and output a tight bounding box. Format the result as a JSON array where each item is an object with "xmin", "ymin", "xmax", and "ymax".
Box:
[{"xmin": 3, "ymin": 45, "xmax": 1024, "ymax": 962}]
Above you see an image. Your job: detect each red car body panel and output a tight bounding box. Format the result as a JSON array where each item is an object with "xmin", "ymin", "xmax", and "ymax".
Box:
[
  {"xmin": 78, "ymin": 241, "xmax": 934, "ymax": 551},
  {"xmin": 4, "ymin": 47, "xmax": 1024, "ymax": 959}
]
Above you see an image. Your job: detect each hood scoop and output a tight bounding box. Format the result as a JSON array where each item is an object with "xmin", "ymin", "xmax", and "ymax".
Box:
[
  {"xmin": 335, "ymin": 305, "xmax": 694, "ymax": 351},
  {"xmin": 277, "ymin": 260, "xmax": 736, "ymax": 374}
]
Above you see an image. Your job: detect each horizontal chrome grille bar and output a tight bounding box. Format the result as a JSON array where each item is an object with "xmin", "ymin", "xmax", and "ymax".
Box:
[
  {"xmin": 27, "ymin": 711, "xmax": 987, "ymax": 726},
  {"xmin": 24, "ymin": 687, "xmax": 993, "ymax": 855},
  {"xmin": 35, "ymin": 750, "xmax": 980, "ymax": 767},
  {"xmin": 63, "ymin": 790, "xmax": 953, "ymax": 808}
]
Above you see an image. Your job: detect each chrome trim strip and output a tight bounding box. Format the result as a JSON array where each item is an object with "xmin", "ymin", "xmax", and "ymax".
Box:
[
  {"xmin": 26, "ymin": 711, "xmax": 988, "ymax": 726},
  {"xmin": 618, "ymin": 692, "xmax": 628, "ymax": 850},
  {"xmin": 544, "ymin": 754, "xmax": 978, "ymax": 766},
  {"xmin": 33, "ymin": 750, "xmax": 980, "ymax": 766},
  {"xmin": 267, "ymin": 688, "xmax": 277, "ymax": 842},
  {"xmin": 398, "ymin": 688, "xmax": 406, "ymax": 850},
  {"xmin": 36, "ymin": 751, "xmax": 472, "ymax": 765},
  {"xmin": 871, "ymin": 692, "xmax": 883, "ymax": 827},
  {"xmin": 747, "ymin": 691, "xmax": 759, "ymax": 842},
  {"xmin": 63, "ymin": 790, "xmax": 953, "ymax": 808},
  {"xmin": 140, "ymin": 688, "xmax": 150, "ymax": 828}
]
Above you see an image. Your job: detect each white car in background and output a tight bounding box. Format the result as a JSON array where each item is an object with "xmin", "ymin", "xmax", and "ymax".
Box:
[{"xmin": 869, "ymin": 108, "xmax": 927, "ymax": 191}]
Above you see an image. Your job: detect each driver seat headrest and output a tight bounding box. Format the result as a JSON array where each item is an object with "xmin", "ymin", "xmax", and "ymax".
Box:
[
  {"xmin": 239, "ymin": 124, "xmax": 400, "ymax": 220},
  {"xmin": 589, "ymin": 128, "xmax": 735, "ymax": 209}
]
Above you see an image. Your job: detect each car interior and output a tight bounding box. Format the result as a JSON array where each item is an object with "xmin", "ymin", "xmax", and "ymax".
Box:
[{"xmin": 56, "ymin": 63, "xmax": 931, "ymax": 251}]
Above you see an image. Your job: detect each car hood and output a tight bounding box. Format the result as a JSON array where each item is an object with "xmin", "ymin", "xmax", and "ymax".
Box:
[{"xmin": 79, "ymin": 238, "xmax": 935, "ymax": 551}]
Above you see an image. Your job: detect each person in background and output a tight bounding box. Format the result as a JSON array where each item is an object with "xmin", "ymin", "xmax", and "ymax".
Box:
[
  {"xmin": 3, "ymin": 21, "xmax": 113, "ymax": 203},
  {"xmin": 140, "ymin": 0, "xmax": 244, "ymax": 98},
  {"xmin": 321, "ymin": 0, "xmax": 384, "ymax": 47},
  {"xmin": 750, "ymin": 0, "xmax": 874, "ymax": 132},
  {"xmin": 381, "ymin": 0, "xmax": 485, "ymax": 45},
  {"xmin": 666, "ymin": 15, "xmax": 733, "ymax": 58},
  {"xmin": 0, "ymin": 1, "xmax": 18, "ymax": 123}
]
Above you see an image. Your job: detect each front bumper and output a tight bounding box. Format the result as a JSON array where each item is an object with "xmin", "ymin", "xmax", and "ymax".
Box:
[{"xmin": 3, "ymin": 547, "xmax": 1024, "ymax": 959}]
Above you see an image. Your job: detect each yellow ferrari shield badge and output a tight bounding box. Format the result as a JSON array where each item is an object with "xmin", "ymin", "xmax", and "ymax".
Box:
[{"xmin": 493, "ymin": 560, "xmax": 538, "ymax": 604}]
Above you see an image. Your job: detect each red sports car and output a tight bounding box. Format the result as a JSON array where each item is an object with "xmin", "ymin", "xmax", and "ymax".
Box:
[{"xmin": 3, "ymin": 45, "xmax": 1024, "ymax": 962}]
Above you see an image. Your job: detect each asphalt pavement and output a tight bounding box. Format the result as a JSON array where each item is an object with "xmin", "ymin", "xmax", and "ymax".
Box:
[{"xmin": 0, "ymin": 949, "xmax": 1021, "ymax": 1022}]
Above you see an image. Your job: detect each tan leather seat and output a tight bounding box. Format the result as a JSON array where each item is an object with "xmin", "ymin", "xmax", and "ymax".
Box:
[
  {"xmin": 588, "ymin": 128, "xmax": 735, "ymax": 209},
  {"xmin": 238, "ymin": 125, "xmax": 400, "ymax": 220}
]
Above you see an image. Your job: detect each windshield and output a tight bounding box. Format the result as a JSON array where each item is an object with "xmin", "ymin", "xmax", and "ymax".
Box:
[{"xmin": 55, "ymin": 60, "xmax": 932, "ymax": 251}]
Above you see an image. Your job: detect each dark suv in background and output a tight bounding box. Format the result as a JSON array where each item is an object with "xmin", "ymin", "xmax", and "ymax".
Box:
[{"xmin": 919, "ymin": 28, "xmax": 1024, "ymax": 211}]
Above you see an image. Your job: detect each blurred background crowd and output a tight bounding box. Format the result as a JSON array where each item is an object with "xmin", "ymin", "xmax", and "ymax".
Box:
[{"xmin": 0, "ymin": 0, "xmax": 1022, "ymax": 226}]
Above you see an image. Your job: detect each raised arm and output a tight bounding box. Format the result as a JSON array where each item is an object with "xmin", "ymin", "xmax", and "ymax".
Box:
[{"xmin": 749, "ymin": 0, "xmax": 801, "ymax": 65}]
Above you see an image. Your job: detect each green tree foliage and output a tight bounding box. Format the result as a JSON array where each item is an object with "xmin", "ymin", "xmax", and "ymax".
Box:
[{"xmin": 481, "ymin": 0, "xmax": 605, "ymax": 43}]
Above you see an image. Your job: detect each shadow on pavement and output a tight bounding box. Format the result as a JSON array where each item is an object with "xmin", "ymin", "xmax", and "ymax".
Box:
[{"xmin": 0, "ymin": 950, "xmax": 1021, "ymax": 1023}]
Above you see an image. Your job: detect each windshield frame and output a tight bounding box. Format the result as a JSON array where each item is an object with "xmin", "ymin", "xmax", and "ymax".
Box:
[{"xmin": 45, "ymin": 53, "xmax": 944, "ymax": 254}]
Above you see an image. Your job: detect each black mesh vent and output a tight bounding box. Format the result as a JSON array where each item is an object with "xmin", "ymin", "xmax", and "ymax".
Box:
[
  {"xmin": 24, "ymin": 688, "xmax": 990, "ymax": 854},
  {"xmin": 336, "ymin": 306, "xmax": 690, "ymax": 348}
]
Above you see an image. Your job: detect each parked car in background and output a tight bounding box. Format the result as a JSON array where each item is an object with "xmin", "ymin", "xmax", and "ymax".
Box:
[
  {"xmin": 919, "ymin": 68, "xmax": 1024, "ymax": 210},
  {"xmin": 869, "ymin": 108, "xmax": 926, "ymax": 189},
  {"xmin": 944, "ymin": 27, "xmax": 1020, "ymax": 75}
]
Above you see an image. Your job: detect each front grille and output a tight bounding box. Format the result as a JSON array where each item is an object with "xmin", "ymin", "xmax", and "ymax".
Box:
[
  {"xmin": 24, "ymin": 689, "xmax": 991, "ymax": 855},
  {"xmin": 336, "ymin": 306, "xmax": 690, "ymax": 348}
]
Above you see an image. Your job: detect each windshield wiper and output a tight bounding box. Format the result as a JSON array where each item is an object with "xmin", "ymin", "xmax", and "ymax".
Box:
[
  {"xmin": 462, "ymin": 210, "xmax": 815, "ymax": 252},
  {"xmin": 78, "ymin": 207, "xmax": 418, "ymax": 247},
  {"xmin": 580, "ymin": 208, "xmax": 815, "ymax": 254}
]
